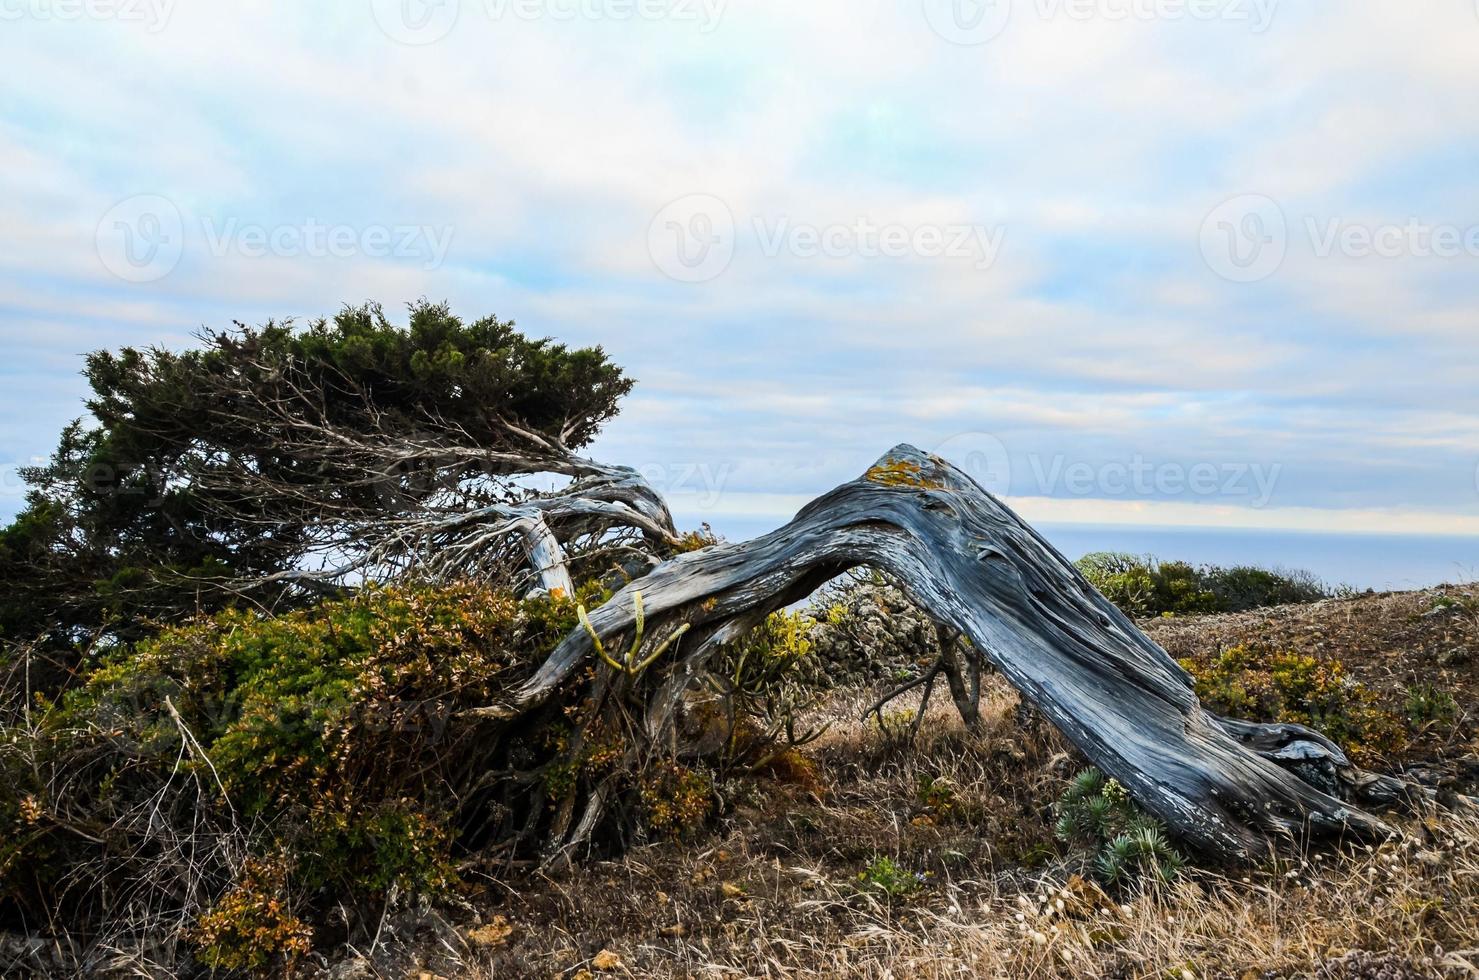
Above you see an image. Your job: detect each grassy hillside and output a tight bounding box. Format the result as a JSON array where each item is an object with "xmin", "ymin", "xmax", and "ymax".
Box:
[
  {"xmin": 2, "ymin": 573, "xmax": 1472, "ymax": 977},
  {"xmin": 331, "ymin": 584, "xmax": 1477, "ymax": 979}
]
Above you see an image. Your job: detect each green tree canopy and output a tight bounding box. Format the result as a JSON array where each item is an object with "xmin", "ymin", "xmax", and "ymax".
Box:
[{"xmin": 0, "ymin": 302, "xmax": 633, "ymax": 673}]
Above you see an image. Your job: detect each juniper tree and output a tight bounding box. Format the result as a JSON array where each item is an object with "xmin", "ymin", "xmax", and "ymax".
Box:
[
  {"xmin": 0, "ymin": 303, "xmax": 1436, "ymax": 865},
  {"xmin": 1, "ymin": 301, "xmax": 665, "ymax": 678}
]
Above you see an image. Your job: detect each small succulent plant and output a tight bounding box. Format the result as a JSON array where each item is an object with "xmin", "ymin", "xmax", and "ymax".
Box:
[{"xmin": 1055, "ymin": 768, "xmax": 1185, "ymax": 888}]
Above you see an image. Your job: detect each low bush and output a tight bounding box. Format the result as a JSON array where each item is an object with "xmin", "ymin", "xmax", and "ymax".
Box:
[
  {"xmin": 1075, "ymin": 552, "xmax": 1330, "ymax": 617},
  {"xmin": 857, "ymin": 855, "xmax": 926, "ymax": 899},
  {"xmin": 0, "ymin": 576, "xmax": 789, "ymax": 971},
  {"xmin": 1179, "ymin": 644, "xmax": 1406, "ymax": 764},
  {"xmin": 1405, "ymin": 682, "xmax": 1458, "ymax": 729},
  {"xmin": 1, "ymin": 582, "xmax": 560, "ymax": 968},
  {"xmin": 713, "ymin": 609, "xmax": 828, "ymax": 771},
  {"xmin": 803, "ymin": 574, "xmax": 939, "ymax": 686}
]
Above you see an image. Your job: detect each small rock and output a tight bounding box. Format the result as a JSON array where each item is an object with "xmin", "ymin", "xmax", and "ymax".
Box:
[
  {"xmin": 465, "ymin": 915, "xmax": 513, "ymax": 947},
  {"xmin": 1437, "ymin": 647, "xmax": 1469, "ymax": 667},
  {"xmin": 327, "ymin": 956, "xmax": 374, "ymax": 980}
]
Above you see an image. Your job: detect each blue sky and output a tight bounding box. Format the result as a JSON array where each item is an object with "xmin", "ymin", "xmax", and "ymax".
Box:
[{"xmin": 2, "ymin": 1, "xmax": 1478, "ymax": 542}]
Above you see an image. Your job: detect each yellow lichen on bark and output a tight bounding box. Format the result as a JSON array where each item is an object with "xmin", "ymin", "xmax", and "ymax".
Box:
[{"xmin": 864, "ymin": 458, "xmax": 944, "ymax": 489}]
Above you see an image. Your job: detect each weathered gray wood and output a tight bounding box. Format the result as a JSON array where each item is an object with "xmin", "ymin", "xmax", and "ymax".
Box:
[{"xmin": 489, "ymin": 444, "xmax": 1409, "ymax": 860}]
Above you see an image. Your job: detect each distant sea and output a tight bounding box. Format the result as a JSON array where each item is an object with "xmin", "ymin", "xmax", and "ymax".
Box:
[
  {"xmin": 700, "ymin": 517, "xmax": 1478, "ymax": 593},
  {"xmin": 1036, "ymin": 525, "xmax": 1477, "ymax": 593}
]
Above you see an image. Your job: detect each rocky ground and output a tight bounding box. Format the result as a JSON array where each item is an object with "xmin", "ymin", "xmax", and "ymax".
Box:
[{"xmin": 309, "ymin": 583, "xmax": 1477, "ymax": 980}]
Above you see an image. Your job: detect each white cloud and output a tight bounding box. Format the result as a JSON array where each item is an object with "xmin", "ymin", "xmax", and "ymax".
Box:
[{"xmin": 2, "ymin": 0, "xmax": 1478, "ymax": 548}]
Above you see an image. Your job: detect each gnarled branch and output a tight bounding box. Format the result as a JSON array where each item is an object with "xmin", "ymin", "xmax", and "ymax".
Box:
[{"xmin": 485, "ymin": 444, "xmax": 1419, "ymax": 861}]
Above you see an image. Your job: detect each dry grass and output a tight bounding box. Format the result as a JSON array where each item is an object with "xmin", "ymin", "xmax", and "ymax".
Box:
[{"xmin": 352, "ymin": 680, "xmax": 1478, "ymax": 980}]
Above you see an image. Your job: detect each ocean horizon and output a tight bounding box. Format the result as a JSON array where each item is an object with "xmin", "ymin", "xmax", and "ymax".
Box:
[{"xmin": 1037, "ymin": 524, "xmax": 1478, "ymax": 593}]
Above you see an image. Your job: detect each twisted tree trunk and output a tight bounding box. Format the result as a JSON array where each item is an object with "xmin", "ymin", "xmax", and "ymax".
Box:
[{"xmin": 486, "ymin": 444, "xmax": 1415, "ymax": 861}]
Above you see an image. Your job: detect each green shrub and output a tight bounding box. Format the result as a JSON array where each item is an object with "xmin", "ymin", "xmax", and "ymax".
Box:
[
  {"xmin": 1180, "ymin": 645, "xmax": 1405, "ymax": 763},
  {"xmin": 1054, "ymin": 768, "xmax": 1184, "ymax": 888},
  {"xmin": 1428, "ymin": 594, "xmax": 1478, "ymax": 614},
  {"xmin": 1405, "ymin": 683, "xmax": 1458, "ymax": 728},
  {"xmin": 1206, "ymin": 564, "xmax": 1328, "ymax": 611},
  {"xmin": 1075, "ymin": 553, "xmax": 1211, "ymax": 617},
  {"xmin": 857, "ymin": 856, "xmax": 926, "ymax": 898},
  {"xmin": 713, "ymin": 609, "xmax": 827, "ymax": 771},
  {"xmin": 192, "ymin": 857, "xmax": 313, "ymax": 972},
  {"xmin": 915, "ymin": 774, "xmax": 958, "ymax": 819},
  {"xmin": 639, "ymin": 762, "xmax": 714, "ymax": 839},
  {"xmin": 0, "ymin": 581, "xmax": 613, "ymax": 968},
  {"xmin": 1075, "ymin": 553, "xmax": 1328, "ymax": 618}
]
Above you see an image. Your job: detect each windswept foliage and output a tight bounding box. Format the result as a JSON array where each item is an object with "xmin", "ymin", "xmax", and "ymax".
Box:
[{"xmin": 1, "ymin": 302, "xmax": 634, "ymax": 682}]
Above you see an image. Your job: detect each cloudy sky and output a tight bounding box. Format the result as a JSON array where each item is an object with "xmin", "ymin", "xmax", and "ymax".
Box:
[{"xmin": 3, "ymin": 0, "xmax": 1478, "ymax": 545}]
